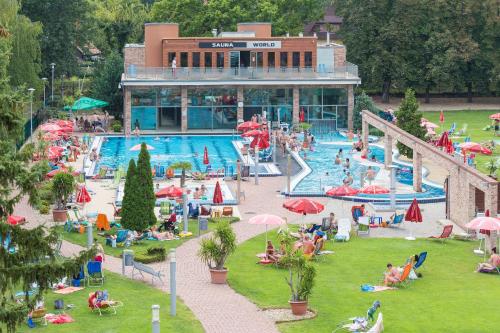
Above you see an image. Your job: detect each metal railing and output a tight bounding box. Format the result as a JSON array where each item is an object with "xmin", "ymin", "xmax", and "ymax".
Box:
[{"xmin": 124, "ymin": 63, "xmax": 359, "ymax": 81}]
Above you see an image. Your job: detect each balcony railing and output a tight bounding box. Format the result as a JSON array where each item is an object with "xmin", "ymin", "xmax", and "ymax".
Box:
[{"xmin": 123, "ymin": 63, "xmax": 359, "ymax": 81}]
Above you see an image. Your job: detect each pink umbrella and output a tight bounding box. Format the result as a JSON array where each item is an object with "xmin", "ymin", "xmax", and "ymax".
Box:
[
  {"xmin": 489, "ymin": 113, "xmax": 500, "ymax": 120},
  {"xmin": 249, "ymin": 214, "xmax": 287, "ymax": 252},
  {"xmin": 40, "ymin": 123, "xmax": 62, "ymax": 132},
  {"xmin": 130, "ymin": 144, "xmax": 154, "ymax": 151},
  {"xmin": 43, "ymin": 132, "xmax": 60, "ymax": 141},
  {"xmin": 359, "ymin": 185, "xmax": 389, "ymax": 194},
  {"xmin": 426, "ymin": 127, "xmax": 436, "ymax": 135},
  {"xmin": 424, "ymin": 121, "xmax": 439, "ymax": 129},
  {"xmin": 56, "ymin": 120, "xmax": 73, "ymax": 128},
  {"xmin": 326, "ymin": 185, "xmax": 359, "ymax": 196},
  {"xmin": 465, "ymin": 217, "xmax": 500, "ymax": 231},
  {"xmin": 459, "ymin": 142, "xmax": 492, "ymax": 155}
]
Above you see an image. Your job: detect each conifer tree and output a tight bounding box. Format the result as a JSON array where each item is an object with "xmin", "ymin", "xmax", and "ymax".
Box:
[
  {"xmin": 120, "ymin": 159, "xmax": 144, "ymax": 231},
  {"xmin": 136, "ymin": 143, "xmax": 156, "ymax": 227},
  {"xmin": 395, "ymin": 89, "xmax": 426, "ymax": 158}
]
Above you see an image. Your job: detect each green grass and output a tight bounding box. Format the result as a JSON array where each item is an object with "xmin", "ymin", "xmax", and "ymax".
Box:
[
  {"xmin": 226, "ymin": 233, "xmax": 500, "ymax": 333},
  {"xmin": 423, "ymin": 109, "xmax": 499, "ymax": 175},
  {"xmin": 55, "ymin": 217, "xmax": 237, "ymax": 260},
  {"xmin": 14, "ymin": 271, "xmax": 203, "ymax": 333}
]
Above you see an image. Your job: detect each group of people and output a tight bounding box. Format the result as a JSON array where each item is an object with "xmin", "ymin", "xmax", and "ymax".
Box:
[
  {"xmin": 384, "ymin": 253, "xmax": 422, "ymax": 286},
  {"xmin": 192, "ymin": 185, "xmax": 208, "ymax": 199},
  {"xmin": 75, "ymin": 112, "xmax": 109, "ymax": 133},
  {"xmin": 275, "ymin": 128, "xmax": 315, "ymax": 157}
]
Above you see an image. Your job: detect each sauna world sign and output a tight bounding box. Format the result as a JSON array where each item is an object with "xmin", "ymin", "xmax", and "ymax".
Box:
[{"xmin": 199, "ymin": 41, "xmax": 282, "ymax": 49}]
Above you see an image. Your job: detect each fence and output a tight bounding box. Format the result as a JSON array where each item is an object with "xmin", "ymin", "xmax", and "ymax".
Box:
[
  {"xmin": 17, "ymin": 110, "xmax": 42, "ymax": 148},
  {"xmin": 308, "ymin": 119, "xmax": 337, "ymax": 137}
]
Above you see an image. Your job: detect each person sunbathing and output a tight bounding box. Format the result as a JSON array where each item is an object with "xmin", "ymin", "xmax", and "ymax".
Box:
[
  {"xmin": 302, "ymin": 235, "xmax": 315, "ymax": 255},
  {"xmin": 150, "ymin": 226, "xmax": 174, "ymax": 240},
  {"xmin": 476, "ymin": 252, "xmax": 500, "ymax": 273},
  {"xmin": 266, "ymin": 241, "xmax": 281, "ymax": 262},
  {"xmin": 384, "ymin": 263, "xmax": 401, "ymax": 286}
]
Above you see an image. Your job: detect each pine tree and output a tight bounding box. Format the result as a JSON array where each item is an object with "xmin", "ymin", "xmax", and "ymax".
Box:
[
  {"xmin": 120, "ymin": 159, "xmax": 142, "ymax": 231},
  {"xmin": 136, "ymin": 143, "xmax": 156, "ymax": 227},
  {"xmin": 395, "ymin": 89, "xmax": 426, "ymax": 158}
]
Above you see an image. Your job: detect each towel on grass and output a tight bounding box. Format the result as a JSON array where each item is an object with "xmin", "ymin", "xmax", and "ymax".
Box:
[
  {"xmin": 361, "ymin": 284, "xmax": 396, "ymax": 292},
  {"xmin": 45, "ymin": 313, "xmax": 74, "ymax": 324},
  {"xmin": 54, "ymin": 287, "xmax": 84, "ymax": 294}
]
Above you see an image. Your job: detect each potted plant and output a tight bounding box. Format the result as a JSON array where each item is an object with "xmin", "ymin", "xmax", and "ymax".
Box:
[
  {"xmin": 280, "ymin": 241, "xmax": 316, "ymax": 316},
  {"xmin": 52, "ymin": 172, "xmax": 75, "ymax": 222},
  {"xmin": 198, "ymin": 221, "xmax": 236, "ymax": 284}
]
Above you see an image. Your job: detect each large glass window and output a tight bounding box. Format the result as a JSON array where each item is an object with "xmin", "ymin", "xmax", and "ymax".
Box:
[
  {"xmin": 180, "ymin": 52, "xmax": 188, "ymax": 67},
  {"xmin": 187, "ymin": 87, "xmax": 237, "ymax": 129},
  {"xmin": 280, "ymin": 52, "xmax": 288, "ymax": 67},
  {"xmin": 132, "ymin": 107, "xmax": 157, "ymax": 130},
  {"xmin": 216, "ymin": 52, "xmax": 225, "ymax": 68},
  {"xmin": 323, "ymin": 88, "xmax": 347, "ymax": 105},
  {"xmin": 298, "ymin": 87, "xmax": 348, "ymax": 128},
  {"xmin": 204, "ymin": 52, "xmax": 212, "ymax": 68},
  {"xmin": 192, "ymin": 52, "xmax": 200, "ymax": 67},
  {"xmin": 159, "ymin": 88, "xmax": 181, "ymax": 107},
  {"xmin": 267, "ymin": 52, "xmax": 275, "ymax": 68},
  {"xmin": 242, "ymin": 89, "xmax": 292, "ymax": 121},
  {"xmin": 304, "ymin": 52, "xmax": 313, "ymax": 68},
  {"xmin": 132, "ymin": 89, "xmax": 156, "ymax": 106},
  {"xmin": 292, "ymin": 52, "xmax": 300, "ymax": 67}
]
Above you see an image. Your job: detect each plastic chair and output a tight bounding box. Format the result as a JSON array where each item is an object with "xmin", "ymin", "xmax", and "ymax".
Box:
[
  {"xmin": 96, "ymin": 213, "xmax": 111, "ymax": 231},
  {"xmin": 86, "ymin": 261, "xmax": 104, "ymax": 286},
  {"xmin": 429, "ymin": 225, "xmax": 453, "ymax": 242}
]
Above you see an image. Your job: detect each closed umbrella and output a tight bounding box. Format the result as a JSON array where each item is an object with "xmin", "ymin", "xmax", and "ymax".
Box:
[
  {"xmin": 203, "ymin": 146, "xmax": 210, "ymax": 165},
  {"xmin": 248, "ymin": 214, "xmax": 286, "ymax": 255},
  {"xmin": 130, "ymin": 144, "xmax": 154, "ymax": 151},
  {"xmin": 436, "ymin": 131, "xmax": 449, "ymax": 148},
  {"xmin": 439, "ymin": 110, "xmax": 445, "ymax": 124},
  {"xmin": 359, "ymin": 185, "xmax": 389, "ymax": 194},
  {"xmin": 446, "ymin": 140, "xmax": 455, "ymax": 154},
  {"xmin": 326, "ymin": 185, "xmax": 359, "ymax": 196},
  {"xmin": 237, "ymin": 121, "xmax": 260, "ymax": 132},
  {"xmin": 299, "ymin": 108, "xmax": 305, "ymax": 122},
  {"xmin": 155, "ymin": 185, "xmax": 183, "ymax": 198},
  {"xmin": 489, "ymin": 113, "xmax": 500, "ymax": 120},
  {"xmin": 404, "ymin": 198, "xmax": 422, "ymax": 241},
  {"xmin": 76, "ymin": 185, "xmax": 91, "ymax": 204},
  {"xmin": 212, "ymin": 181, "xmax": 223, "ymax": 204}
]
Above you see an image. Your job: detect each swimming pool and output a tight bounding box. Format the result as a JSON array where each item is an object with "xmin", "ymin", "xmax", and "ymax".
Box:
[
  {"xmin": 94, "ymin": 135, "xmax": 241, "ymax": 175},
  {"xmin": 290, "ymin": 142, "xmax": 445, "ymax": 203}
]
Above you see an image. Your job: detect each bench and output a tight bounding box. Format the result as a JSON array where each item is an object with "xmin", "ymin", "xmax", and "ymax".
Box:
[{"xmin": 131, "ymin": 261, "xmax": 164, "ymax": 285}]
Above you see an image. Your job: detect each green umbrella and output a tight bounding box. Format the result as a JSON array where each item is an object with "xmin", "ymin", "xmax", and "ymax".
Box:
[{"xmin": 71, "ymin": 97, "xmax": 109, "ymax": 111}]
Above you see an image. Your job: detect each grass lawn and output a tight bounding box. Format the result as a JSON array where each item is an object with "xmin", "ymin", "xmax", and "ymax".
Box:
[
  {"xmin": 55, "ymin": 217, "xmax": 237, "ymax": 260},
  {"xmin": 423, "ymin": 109, "xmax": 499, "ymax": 175},
  {"xmin": 226, "ymin": 232, "xmax": 500, "ymax": 333},
  {"xmin": 14, "ymin": 271, "xmax": 203, "ymax": 333}
]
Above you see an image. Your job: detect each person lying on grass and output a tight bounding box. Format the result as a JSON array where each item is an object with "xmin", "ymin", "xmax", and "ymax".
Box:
[
  {"xmin": 476, "ymin": 252, "xmax": 500, "ymax": 273},
  {"xmin": 384, "ymin": 263, "xmax": 401, "ymax": 286}
]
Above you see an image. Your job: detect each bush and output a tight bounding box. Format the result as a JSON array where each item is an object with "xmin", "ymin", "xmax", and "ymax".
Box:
[
  {"xmin": 52, "ymin": 172, "xmax": 75, "ymax": 210},
  {"xmin": 208, "ymin": 216, "xmax": 240, "ymax": 224},
  {"xmin": 38, "ymin": 201, "xmax": 50, "ymax": 214},
  {"xmin": 134, "ymin": 246, "xmax": 167, "ymax": 264},
  {"xmin": 112, "ymin": 122, "xmax": 122, "ymax": 133},
  {"xmin": 38, "ymin": 181, "xmax": 54, "ymax": 204}
]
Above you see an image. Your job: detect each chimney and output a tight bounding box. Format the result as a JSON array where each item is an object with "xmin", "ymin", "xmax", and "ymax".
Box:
[{"xmin": 212, "ymin": 28, "xmax": 218, "ymax": 37}]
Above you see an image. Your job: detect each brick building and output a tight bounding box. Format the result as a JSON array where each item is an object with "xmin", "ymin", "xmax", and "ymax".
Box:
[{"xmin": 121, "ymin": 22, "xmax": 360, "ymax": 134}]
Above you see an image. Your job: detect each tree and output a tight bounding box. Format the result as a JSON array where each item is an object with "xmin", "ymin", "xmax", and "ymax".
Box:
[
  {"xmin": 21, "ymin": 0, "xmax": 92, "ymax": 76},
  {"xmin": 120, "ymin": 159, "xmax": 143, "ymax": 231},
  {"xmin": 136, "ymin": 143, "xmax": 156, "ymax": 226},
  {"xmin": 150, "ymin": 0, "xmax": 207, "ymax": 37},
  {"xmin": 90, "ymin": 51, "xmax": 123, "ymax": 119},
  {"xmin": 0, "ymin": 12, "xmax": 94, "ymax": 331},
  {"xmin": 170, "ymin": 161, "xmax": 192, "ymax": 188},
  {"xmin": 352, "ymin": 91, "xmax": 381, "ymax": 131},
  {"xmin": 395, "ymin": 89, "xmax": 426, "ymax": 158}
]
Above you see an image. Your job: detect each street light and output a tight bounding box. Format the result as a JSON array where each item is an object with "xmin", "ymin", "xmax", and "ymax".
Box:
[
  {"xmin": 41, "ymin": 77, "xmax": 47, "ymax": 107},
  {"xmin": 50, "ymin": 63, "xmax": 55, "ymax": 102},
  {"xmin": 28, "ymin": 88, "xmax": 35, "ymax": 138},
  {"xmin": 61, "ymin": 74, "xmax": 65, "ymax": 100}
]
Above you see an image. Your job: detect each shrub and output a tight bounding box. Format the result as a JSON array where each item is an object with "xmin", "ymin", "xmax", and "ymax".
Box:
[
  {"xmin": 112, "ymin": 122, "xmax": 122, "ymax": 133},
  {"xmin": 208, "ymin": 216, "xmax": 240, "ymax": 224},
  {"xmin": 38, "ymin": 201, "xmax": 50, "ymax": 214},
  {"xmin": 395, "ymin": 89, "xmax": 426, "ymax": 158},
  {"xmin": 38, "ymin": 181, "xmax": 54, "ymax": 204},
  {"xmin": 52, "ymin": 172, "xmax": 75, "ymax": 210},
  {"xmin": 198, "ymin": 222, "xmax": 236, "ymax": 270},
  {"xmin": 134, "ymin": 247, "xmax": 167, "ymax": 264}
]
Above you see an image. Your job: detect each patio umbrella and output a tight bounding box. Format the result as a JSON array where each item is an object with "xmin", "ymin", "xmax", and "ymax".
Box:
[
  {"xmin": 71, "ymin": 97, "xmax": 109, "ymax": 111},
  {"xmin": 130, "ymin": 144, "xmax": 154, "ymax": 151},
  {"xmin": 237, "ymin": 121, "xmax": 260, "ymax": 132},
  {"xmin": 241, "ymin": 130, "xmax": 263, "ymax": 138},
  {"xmin": 489, "ymin": 113, "xmax": 500, "ymax": 120},
  {"xmin": 56, "ymin": 120, "xmax": 73, "ymax": 128},
  {"xmin": 326, "ymin": 185, "xmax": 359, "ymax": 196},
  {"xmin": 459, "ymin": 142, "xmax": 492, "ymax": 155},
  {"xmin": 43, "ymin": 132, "xmax": 60, "ymax": 141},
  {"xmin": 250, "ymin": 135, "xmax": 270, "ymax": 150},
  {"xmin": 212, "ymin": 181, "xmax": 223, "ymax": 204},
  {"xmin": 424, "ymin": 121, "xmax": 439, "ymax": 129},
  {"xmin": 155, "ymin": 185, "xmax": 183, "ymax": 198},
  {"xmin": 404, "ymin": 198, "xmax": 422, "ymax": 241},
  {"xmin": 359, "ymin": 185, "xmax": 390, "ymax": 194},
  {"xmin": 283, "ymin": 198, "xmax": 324, "ymax": 214},
  {"xmin": 446, "ymin": 140, "xmax": 455, "ymax": 154},
  {"xmin": 465, "ymin": 217, "xmax": 500, "ymax": 231},
  {"xmin": 248, "ymin": 214, "xmax": 286, "ymax": 254},
  {"xmin": 439, "ymin": 110, "xmax": 445, "ymax": 124},
  {"xmin": 203, "ymin": 146, "xmax": 210, "ymax": 165},
  {"xmin": 436, "ymin": 131, "xmax": 449, "ymax": 148},
  {"xmin": 40, "ymin": 123, "xmax": 62, "ymax": 132}
]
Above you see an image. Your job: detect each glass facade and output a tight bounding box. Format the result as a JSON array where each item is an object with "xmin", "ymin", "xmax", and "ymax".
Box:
[
  {"xmin": 243, "ymin": 88, "xmax": 292, "ymax": 122},
  {"xmin": 131, "ymin": 88, "xmax": 182, "ymax": 130},
  {"xmin": 299, "ymin": 88, "xmax": 348, "ymax": 128},
  {"xmin": 187, "ymin": 87, "xmax": 237, "ymax": 130}
]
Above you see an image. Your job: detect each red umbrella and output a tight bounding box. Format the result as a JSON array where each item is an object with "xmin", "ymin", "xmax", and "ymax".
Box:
[
  {"xmin": 489, "ymin": 113, "xmax": 500, "ymax": 120},
  {"xmin": 76, "ymin": 185, "xmax": 91, "ymax": 204},
  {"xmin": 40, "ymin": 123, "xmax": 62, "ymax": 132},
  {"xmin": 439, "ymin": 110, "xmax": 445, "ymax": 123},
  {"xmin": 299, "ymin": 108, "xmax": 305, "ymax": 122},
  {"xmin": 250, "ymin": 135, "xmax": 270, "ymax": 150},
  {"xmin": 56, "ymin": 120, "xmax": 73, "ymax": 128},
  {"xmin": 435, "ymin": 131, "xmax": 449, "ymax": 147},
  {"xmin": 283, "ymin": 198, "xmax": 324, "ymax": 214},
  {"xmin": 203, "ymin": 146, "xmax": 210, "ymax": 165},
  {"xmin": 459, "ymin": 142, "xmax": 492, "ymax": 155},
  {"xmin": 326, "ymin": 185, "xmax": 359, "ymax": 196},
  {"xmin": 241, "ymin": 130, "xmax": 263, "ymax": 138},
  {"xmin": 446, "ymin": 140, "xmax": 454, "ymax": 154},
  {"xmin": 405, "ymin": 198, "xmax": 422, "ymax": 223},
  {"xmin": 237, "ymin": 121, "xmax": 260, "ymax": 132},
  {"xmin": 7, "ymin": 215, "xmax": 26, "ymax": 226},
  {"xmin": 212, "ymin": 181, "xmax": 223, "ymax": 204},
  {"xmin": 359, "ymin": 185, "xmax": 389, "ymax": 194},
  {"xmin": 43, "ymin": 132, "xmax": 60, "ymax": 141},
  {"xmin": 155, "ymin": 185, "xmax": 183, "ymax": 198}
]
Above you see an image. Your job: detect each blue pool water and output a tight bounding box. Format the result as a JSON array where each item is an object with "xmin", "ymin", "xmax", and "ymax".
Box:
[
  {"xmin": 96, "ymin": 135, "xmax": 240, "ymax": 173},
  {"xmin": 292, "ymin": 143, "xmax": 445, "ymax": 201}
]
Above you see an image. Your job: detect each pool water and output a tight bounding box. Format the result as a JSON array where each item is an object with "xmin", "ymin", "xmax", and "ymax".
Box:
[{"xmin": 96, "ymin": 135, "xmax": 240, "ymax": 173}]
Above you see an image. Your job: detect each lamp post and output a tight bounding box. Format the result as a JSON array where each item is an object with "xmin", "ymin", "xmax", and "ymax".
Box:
[
  {"xmin": 41, "ymin": 77, "xmax": 47, "ymax": 107},
  {"xmin": 61, "ymin": 74, "xmax": 65, "ymax": 101},
  {"xmin": 28, "ymin": 88, "xmax": 35, "ymax": 138},
  {"xmin": 50, "ymin": 63, "xmax": 55, "ymax": 102},
  {"xmin": 151, "ymin": 305, "xmax": 160, "ymax": 333}
]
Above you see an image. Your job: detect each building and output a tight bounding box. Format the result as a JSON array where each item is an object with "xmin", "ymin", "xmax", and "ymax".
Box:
[
  {"xmin": 121, "ymin": 22, "xmax": 360, "ymax": 135},
  {"xmin": 304, "ymin": 6, "xmax": 343, "ymax": 41}
]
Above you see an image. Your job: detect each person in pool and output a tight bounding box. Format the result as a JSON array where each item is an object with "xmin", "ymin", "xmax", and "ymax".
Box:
[
  {"xmin": 343, "ymin": 172, "xmax": 353, "ymax": 185},
  {"xmin": 343, "ymin": 158, "xmax": 350, "ymax": 170},
  {"xmin": 338, "ymin": 148, "xmax": 343, "ymax": 157},
  {"xmin": 335, "ymin": 155, "xmax": 342, "ymax": 165}
]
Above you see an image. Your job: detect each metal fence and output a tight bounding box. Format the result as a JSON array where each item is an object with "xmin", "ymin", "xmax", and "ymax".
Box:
[{"xmin": 17, "ymin": 110, "xmax": 42, "ymax": 148}]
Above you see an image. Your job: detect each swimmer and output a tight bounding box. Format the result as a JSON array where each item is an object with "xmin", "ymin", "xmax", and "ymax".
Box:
[
  {"xmin": 343, "ymin": 158, "xmax": 350, "ymax": 169},
  {"xmin": 338, "ymin": 148, "xmax": 343, "ymax": 157},
  {"xmin": 335, "ymin": 155, "xmax": 341, "ymax": 165},
  {"xmin": 154, "ymin": 136, "xmax": 160, "ymax": 141}
]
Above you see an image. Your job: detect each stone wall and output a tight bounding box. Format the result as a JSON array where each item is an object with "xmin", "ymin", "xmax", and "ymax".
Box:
[{"xmin": 124, "ymin": 45, "xmax": 145, "ymax": 70}]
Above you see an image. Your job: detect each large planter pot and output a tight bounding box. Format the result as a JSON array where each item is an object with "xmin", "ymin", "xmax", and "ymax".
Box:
[
  {"xmin": 289, "ymin": 300, "xmax": 308, "ymax": 316},
  {"xmin": 209, "ymin": 268, "xmax": 228, "ymax": 284},
  {"xmin": 52, "ymin": 209, "xmax": 68, "ymax": 222}
]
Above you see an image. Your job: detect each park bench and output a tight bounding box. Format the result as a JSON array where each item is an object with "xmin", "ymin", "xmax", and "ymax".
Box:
[{"xmin": 131, "ymin": 260, "xmax": 164, "ymax": 285}]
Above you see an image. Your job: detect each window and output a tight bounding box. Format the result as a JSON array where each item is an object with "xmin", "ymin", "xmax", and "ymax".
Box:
[
  {"xmin": 267, "ymin": 52, "xmax": 275, "ymax": 68},
  {"xmin": 192, "ymin": 52, "xmax": 200, "ymax": 67},
  {"xmin": 256, "ymin": 52, "xmax": 263, "ymax": 67},
  {"xmin": 304, "ymin": 52, "xmax": 313, "ymax": 68},
  {"xmin": 180, "ymin": 52, "xmax": 188, "ymax": 67},
  {"xmin": 167, "ymin": 52, "xmax": 176, "ymax": 67},
  {"xmin": 216, "ymin": 52, "xmax": 225, "ymax": 68},
  {"xmin": 280, "ymin": 52, "xmax": 288, "ymax": 68},
  {"xmin": 292, "ymin": 52, "xmax": 300, "ymax": 67},
  {"xmin": 204, "ymin": 52, "xmax": 212, "ymax": 68}
]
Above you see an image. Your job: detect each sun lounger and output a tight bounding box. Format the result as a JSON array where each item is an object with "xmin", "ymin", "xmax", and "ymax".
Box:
[
  {"xmin": 413, "ymin": 251, "xmax": 427, "ymax": 270},
  {"xmin": 357, "ymin": 216, "xmax": 370, "ymax": 237},
  {"xmin": 334, "ymin": 218, "xmax": 351, "ymax": 242},
  {"xmin": 387, "ymin": 213, "xmax": 404, "ymax": 227},
  {"xmin": 429, "ymin": 225, "xmax": 453, "ymax": 242},
  {"xmin": 367, "ymin": 313, "xmax": 384, "ymax": 333}
]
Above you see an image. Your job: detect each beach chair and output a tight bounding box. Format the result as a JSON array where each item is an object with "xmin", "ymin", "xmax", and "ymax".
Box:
[
  {"xmin": 321, "ymin": 217, "xmax": 335, "ymax": 236},
  {"xmin": 92, "ymin": 167, "xmax": 108, "ymax": 180},
  {"xmin": 448, "ymin": 122, "xmax": 456, "ymax": 135},
  {"xmin": 86, "ymin": 261, "xmax": 104, "ymax": 286},
  {"xmin": 413, "ymin": 251, "xmax": 427, "ymax": 270},
  {"xmin": 357, "ymin": 216, "xmax": 370, "ymax": 237},
  {"xmin": 387, "ymin": 213, "xmax": 404, "ymax": 227},
  {"xmin": 396, "ymin": 263, "xmax": 412, "ymax": 287},
  {"xmin": 334, "ymin": 218, "xmax": 351, "ymax": 242},
  {"xmin": 429, "ymin": 225, "xmax": 453, "ymax": 242},
  {"xmin": 88, "ymin": 291, "xmax": 123, "ymax": 315},
  {"xmin": 107, "ymin": 169, "xmax": 121, "ymax": 189},
  {"xmin": 457, "ymin": 124, "xmax": 468, "ymax": 136},
  {"xmin": 351, "ymin": 206, "xmax": 365, "ymax": 223},
  {"xmin": 222, "ymin": 206, "xmax": 233, "ymax": 217},
  {"xmin": 159, "ymin": 201, "xmax": 171, "ymax": 218},
  {"xmin": 367, "ymin": 313, "xmax": 384, "ymax": 333},
  {"xmin": 106, "ymin": 229, "xmax": 129, "ymax": 247},
  {"xmin": 96, "ymin": 213, "xmax": 111, "ymax": 231},
  {"xmin": 28, "ymin": 307, "xmax": 48, "ymax": 327}
]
